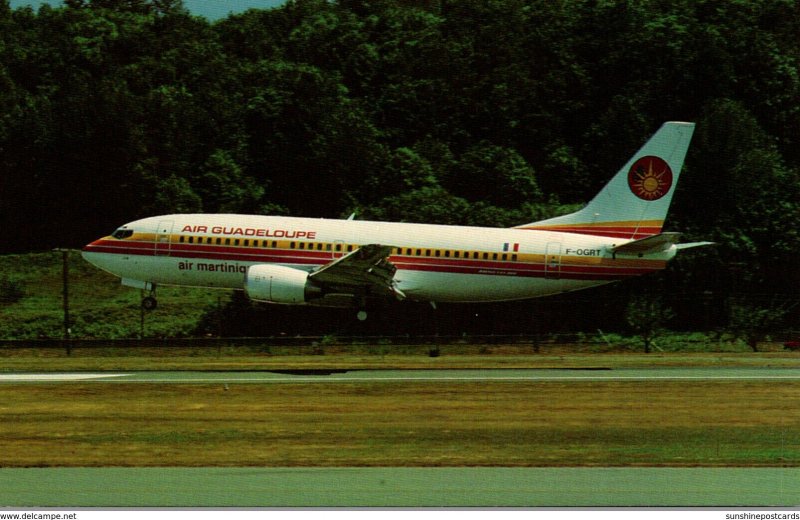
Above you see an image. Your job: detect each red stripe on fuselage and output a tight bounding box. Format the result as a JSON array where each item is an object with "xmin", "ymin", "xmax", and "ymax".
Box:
[{"xmin": 518, "ymin": 226, "xmax": 662, "ymax": 239}]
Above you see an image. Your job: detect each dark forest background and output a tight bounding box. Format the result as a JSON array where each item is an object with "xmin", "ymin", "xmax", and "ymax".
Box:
[{"xmin": 1, "ymin": 0, "xmax": 799, "ymax": 335}]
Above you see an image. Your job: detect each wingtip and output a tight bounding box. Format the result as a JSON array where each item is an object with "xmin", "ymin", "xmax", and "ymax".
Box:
[
  {"xmin": 675, "ymin": 241, "xmax": 716, "ymax": 250},
  {"xmin": 665, "ymin": 121, "xmax": 696, "ymax": 128}
]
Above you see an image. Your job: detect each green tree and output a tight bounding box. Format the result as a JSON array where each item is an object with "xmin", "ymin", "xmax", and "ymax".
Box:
[
  {"xmin": 196, "ymin": 150, "xmax": 264, "ymax": 213},
  {"xmin": 728, "ymin": 299, "xmax": 793, "ymax": 352},
  {"xmin": 677, "ymin": 99, "xmax": 800, "ymax": 294},
  {"xmin": 241, "ymin": 59, "xmax": 387, "ymax": 216},
  {"xmin": 64, "ymin": 0, "xmax": 187, "ymax": 17},
  {"xmin": 364, "ymin": 186, "xmax": 471, "ymax": 225},
  {"xmin": 625, "ymin": 294, "xmax": 675, "ymax": 354},
  {"xmin": 363, "ymin": 147, "xmax": 436, "ymax": 197},
  {"xmin": 445, "ymin": 142, "xmax": 542, "ymax": 207},
  {"xmin": 143, "ymin": 172, "xmax": 202, "ymax": 214}
]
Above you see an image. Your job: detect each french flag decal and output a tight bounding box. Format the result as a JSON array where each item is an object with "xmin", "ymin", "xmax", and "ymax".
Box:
[{"xmin": 503, "ymin": 243, "xmax": 520, "ymax": 252}]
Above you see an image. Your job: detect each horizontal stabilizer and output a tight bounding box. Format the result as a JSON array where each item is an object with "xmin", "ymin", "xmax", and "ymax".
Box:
[
  {"xmin": 676, "ymin": 241, "xmax": 716, "ymax": 250},
  {"xmin": 611, "ymin": 232, "xmax": 681, "ymax": 255}
]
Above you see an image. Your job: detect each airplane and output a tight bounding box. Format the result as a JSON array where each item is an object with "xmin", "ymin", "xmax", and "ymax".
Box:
[{"xmin": 83, "ymin": 121, "xmax": 711, "ymax": 320}]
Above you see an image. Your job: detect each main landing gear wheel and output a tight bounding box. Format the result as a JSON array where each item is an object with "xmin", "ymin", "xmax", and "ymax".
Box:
[{"xmin": 141, "ymin": 283, "xmax": 158, "ymax": 311}]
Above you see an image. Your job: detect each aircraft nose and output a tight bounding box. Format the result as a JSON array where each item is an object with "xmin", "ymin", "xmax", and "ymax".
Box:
[
  {"xmin": 81, "ymin": 239, "xmax": 105, "ymax": 265},
  {"xmin": 82, "ymin": 238, "xmax": 101, "ymax": 252}
]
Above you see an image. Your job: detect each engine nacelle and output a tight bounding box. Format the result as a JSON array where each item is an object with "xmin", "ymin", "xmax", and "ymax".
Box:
[{"xmin": 244, "ymin": 264, "xmax": 322, "ymax": 304}]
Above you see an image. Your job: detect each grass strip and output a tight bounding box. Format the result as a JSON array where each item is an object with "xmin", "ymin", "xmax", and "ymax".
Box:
[{"xmin": 1, "ymin": 380, "xmax": 798, "ymax": 467}]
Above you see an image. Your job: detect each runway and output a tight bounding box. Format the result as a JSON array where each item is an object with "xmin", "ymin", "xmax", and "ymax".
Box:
[
  {"xmin": 2, "ymin": 367, "xmax": 800, "ymax": 383},
  {"xmin": 2, "ymin": 467, "xmax": 799, "ymax": 506}
]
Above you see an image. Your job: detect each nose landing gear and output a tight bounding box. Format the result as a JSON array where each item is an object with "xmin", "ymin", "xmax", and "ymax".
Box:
[{"xmin": 141, "ymin": 284, "xmax": 157, "ymax": 311}]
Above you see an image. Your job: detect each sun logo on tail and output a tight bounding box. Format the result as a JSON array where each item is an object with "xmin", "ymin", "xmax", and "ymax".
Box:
[{"xmin": 627, "ymin": 156, "xmax": 673, "ymax": 200}]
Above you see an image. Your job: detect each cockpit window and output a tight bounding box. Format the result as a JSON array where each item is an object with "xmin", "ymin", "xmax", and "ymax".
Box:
[{"xmin": 112, "ymin": 228, "xmax": 134, "ymax": 239}]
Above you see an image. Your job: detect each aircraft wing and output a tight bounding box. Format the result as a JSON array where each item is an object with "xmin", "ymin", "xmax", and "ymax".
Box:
[{"xmin": 309, "ymin": 244, "xmax": 405, "ymax": 299}]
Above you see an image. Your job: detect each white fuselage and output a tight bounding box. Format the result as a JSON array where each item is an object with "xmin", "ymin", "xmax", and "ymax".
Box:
[{"xmin": 82, "ymin": 214, "xmax": 673, "ymax": 304}]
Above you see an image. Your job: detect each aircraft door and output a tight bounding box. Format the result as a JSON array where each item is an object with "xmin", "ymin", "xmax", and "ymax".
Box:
[
  {"xmin": 544, "ymin": 242, "xmax": 562, "ymax": 279},
  {"xmin": 154, "ymin": 220, "xmax": 174, "ymax": 256},
  {"xmin": 333, "ymin": 240, "xmax": 346, "ymax": 259}
]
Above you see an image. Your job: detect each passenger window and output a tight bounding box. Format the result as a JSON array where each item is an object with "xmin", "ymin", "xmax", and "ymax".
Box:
[
  {"xmin": 290, "ymin": 242, "xmax": 296, "ymax": 249},
  {"xmin": 502, "ymin": 253, "xmax": 508, "ymax": 261},
  {"xmin": 299, "ymin": 242, "xmax": 305, "ymax": 249},
  {"xmin": 272, "ymin": 241, "xmax": 278, "ymax": 248},
  {"xmin": 179, "ymin": 236, "xmax": 185, "ymax": 243},
  {"xmin": 425, "ymin": 249, "xmax": 431, "ymax": 257},
  {"xmin": 483, "ymin": 253, "xmax": 489, "ymax": 260},
  {"xmin": 317, "ymin": 243, "xmax": 323, "ymax": 251},
  {"xmin": 512, "ymin": 254, "xmax": 518, "ymax": 261},
  {"xmin": 244, "ymin": 239, "xmax": 249, "ymax": 247},
  {"xmin": 445, "ymin": 250, "xmax": 451, "ymax": 258},
  {"xmin": 188, "ymin": 236, "xmax": 194, "ymax": 244},
  {"xmin": 493, "ymin": 253, "xmax": 498, "ymax": 260},
  {"xmin": 216, "ymin": 238, "xmax": 222, "ymax": 245},
  {"xmin": 225, "ymin": 238, "xmax": 231, "ymax": 245},
  {"xmin": 347, "ymin": 245, "xmax": 354, "ymax": 252},
  {"xmin": 335, "ymin": 244, "xmax": 342, "ymax": 252},
  {"xmin": 454, "ymin": 251, "xmax": 459, "ymax": 258}
]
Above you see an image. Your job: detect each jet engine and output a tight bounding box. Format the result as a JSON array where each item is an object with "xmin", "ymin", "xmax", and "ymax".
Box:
[{"xmin": 244, "ymin": 264, "xmax": 322, "ymax": 304}]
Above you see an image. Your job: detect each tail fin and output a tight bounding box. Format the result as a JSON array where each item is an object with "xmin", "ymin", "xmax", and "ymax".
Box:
[{"xmin": 517, "ymin": 121, "xmax": 695, "ymax": 240}]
